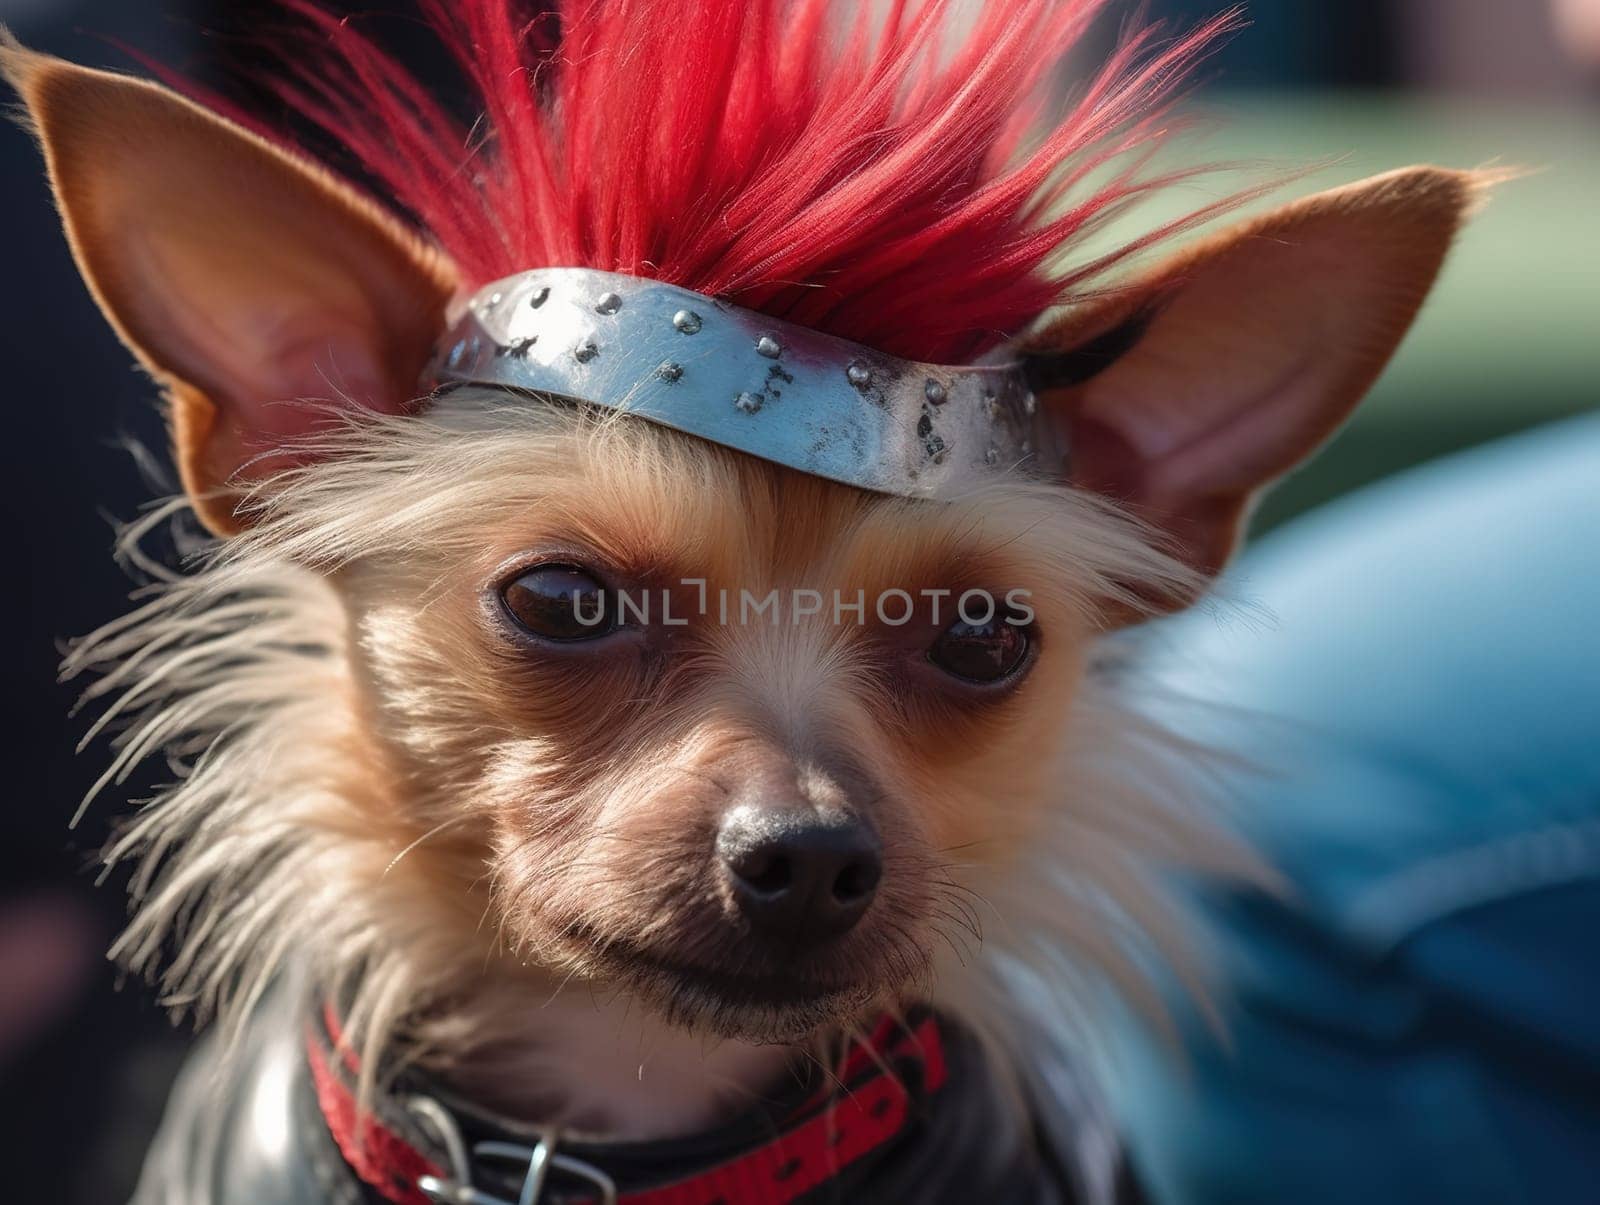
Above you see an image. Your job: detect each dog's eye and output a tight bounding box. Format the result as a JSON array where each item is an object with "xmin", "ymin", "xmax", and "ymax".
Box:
[
  {"xmin": 501, "ymin": 565, "xmax": 614, "ymax": 641},
  {"xmin": 927, "ymin": 612, "xmax": 1031, "ymax": 683}
]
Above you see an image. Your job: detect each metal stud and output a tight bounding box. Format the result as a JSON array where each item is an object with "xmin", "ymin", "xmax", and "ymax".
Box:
[
  {"xmin": 485, "ymin": 291, "xmax": 504, "ymax": 310},
  {"xmin": 672, "ymin": 309, "xmax": 703, "ymax": 334},
  {"xmin": 985, "ymin": 446, "xmax": 1001, "ymax": 467},
  {"xmin": 924, "ymin": 379, "xmax": 947, "ymax": 405},
  {"xmin": 734, "ymin": 391, "xmax": 764, "ymax": 413},
  {"xmin": 574, "ymin": 340, "xmax": 599, "ymax": 364},
  {"xmin": 496, "ymin": 336, "xmax": 536, "ymax": 359},
  {"xmin": 846, "ymin": 361, "xmax": 872, "ymax": 389},
  {"xmin": 528, "ymin": 286, "xmax": 551, "ymax": 309},
  {"xmin": 1023, "ymin": 392, "xmax": 1037, "ymax": 416},
  {"xmin": 595, "ymin": 292, "xmax": 623, "ymax": 315},
  {"xmin": 755, "ymin": 335, "xmax": 782, "ymax": 359},
  {"xmin": 655, "ymin": 361, "xmax": 684, "ymax": 382}
]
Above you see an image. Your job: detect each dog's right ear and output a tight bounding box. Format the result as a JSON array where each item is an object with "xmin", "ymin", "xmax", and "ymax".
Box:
[{"xmin": 1, "ymin": 33, "xmax": 455, "ymax": 534}]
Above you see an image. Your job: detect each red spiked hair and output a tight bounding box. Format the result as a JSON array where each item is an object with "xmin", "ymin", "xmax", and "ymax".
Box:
[{"xmin": 235, "ymin": 1, "xmax": 1243, "ymax": 363}]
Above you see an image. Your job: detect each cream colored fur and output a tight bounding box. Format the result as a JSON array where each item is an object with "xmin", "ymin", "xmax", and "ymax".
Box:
[{"xmin": 68, "ymin": 390, "xmax": 1261, "ymax": 1137}]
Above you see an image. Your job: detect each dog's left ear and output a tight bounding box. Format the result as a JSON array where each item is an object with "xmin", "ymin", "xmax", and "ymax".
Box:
[
  {"xmin": 1, "ymin": 35, "xmax": 455, "ymax": 534},
  {"xmin": 1023, "ymin": 167, "xmax": 1491, "ymax": 608}
]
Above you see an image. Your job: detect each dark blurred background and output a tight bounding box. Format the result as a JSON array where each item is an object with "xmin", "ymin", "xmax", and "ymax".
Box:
[{"xmin": 1, "ymin": 1, "xmax": 1595, "ymax": 1200}]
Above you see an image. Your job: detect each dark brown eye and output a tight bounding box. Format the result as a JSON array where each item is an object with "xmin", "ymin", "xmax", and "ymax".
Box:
[
  {"xmin": 501, "ymin": 564, "xmax": 614, "ymax": 641},
  {"xmin": 927, "ymin": 612, "xmax": 1031, "ymax": 683}
]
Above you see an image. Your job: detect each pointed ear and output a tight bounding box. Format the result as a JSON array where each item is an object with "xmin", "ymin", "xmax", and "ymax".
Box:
[
  {"xmin": 1023, "ymin": 167, "xmax": 1491, "ymax": 608},
  {"xmin": 1, "ymin": 35, "xmax": 456, "ymax": 534}
]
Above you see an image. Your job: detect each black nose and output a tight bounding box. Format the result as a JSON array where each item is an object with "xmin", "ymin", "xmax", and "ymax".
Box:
[{"xmin": 717, "ymin": 808, "xmax": 882, "ymax": 943}]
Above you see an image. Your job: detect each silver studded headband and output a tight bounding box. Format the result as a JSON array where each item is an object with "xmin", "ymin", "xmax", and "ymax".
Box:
[{"xmin": 423, "ymin": 268, "xmax": 1062, "ymax": 500}]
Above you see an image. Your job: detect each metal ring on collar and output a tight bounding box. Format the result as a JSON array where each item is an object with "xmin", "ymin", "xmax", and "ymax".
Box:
[{"xmin": 409, "ymin": 1095, "xmax": 618, "ymax": 1205}]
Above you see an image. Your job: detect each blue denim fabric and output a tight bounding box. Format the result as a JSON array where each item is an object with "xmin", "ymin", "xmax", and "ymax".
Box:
[{"xmin": 1105, "ymin": 414, "xmax": 1600, "ymax": 1205}]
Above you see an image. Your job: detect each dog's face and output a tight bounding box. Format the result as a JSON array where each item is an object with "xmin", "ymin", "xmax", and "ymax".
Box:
[
  {"xmin": 330, "ymin": 403, "xmax": 1131, "ymax": 1039},
  {"xmin": 7, "ymin": 42, "xmax": 1477, "ymax": 1050}
]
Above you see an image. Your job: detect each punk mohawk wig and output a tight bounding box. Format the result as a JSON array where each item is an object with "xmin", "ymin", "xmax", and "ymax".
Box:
[{"xmin": 205, "ymin": 0, "xmax": 1244, "ymax": 364}]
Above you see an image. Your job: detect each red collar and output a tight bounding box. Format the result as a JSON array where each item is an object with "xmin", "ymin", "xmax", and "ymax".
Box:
[{"xmin": 307, "ymin": 1006, "xmax": 948, "ymax": 1205}]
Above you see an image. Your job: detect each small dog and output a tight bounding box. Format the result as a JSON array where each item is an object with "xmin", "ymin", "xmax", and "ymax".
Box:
[{"xmin": 4, "ymin": 2, "xmax": 1486, "ymax": 1202}]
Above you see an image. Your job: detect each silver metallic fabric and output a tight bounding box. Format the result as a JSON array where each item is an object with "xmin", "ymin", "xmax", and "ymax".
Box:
[
  {"xmin": 130, "ymin": 1005, "xmax": 353, "ymax": 1205},
  {"xmin": 425, "ymin": 268, "xmax": 1061, "ymax": 500}
]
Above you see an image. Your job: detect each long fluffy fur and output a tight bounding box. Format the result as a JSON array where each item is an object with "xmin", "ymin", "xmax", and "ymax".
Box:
[{"xmin": 67, "ymin": 393, "xmax": 1262, "ymax": 1119}]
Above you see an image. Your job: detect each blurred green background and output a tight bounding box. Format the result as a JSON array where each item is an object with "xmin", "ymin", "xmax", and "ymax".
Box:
[
  {"xmin": 1052, "ymin": 0, "xmax": 1600, "ymax": 531},
  {"xmin": 1177, "ymin": 95, "xmax": 1599, "ymax": 531}
]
